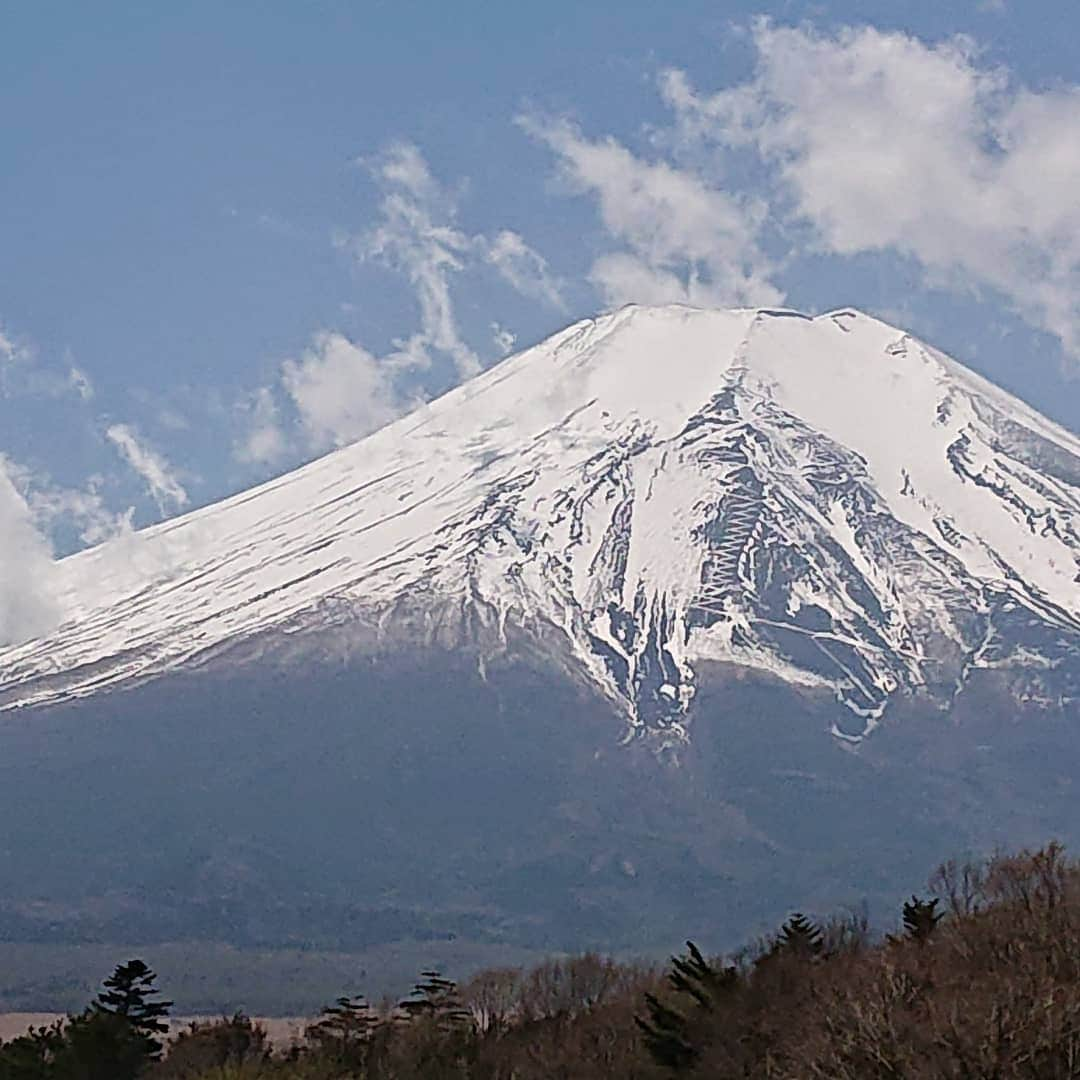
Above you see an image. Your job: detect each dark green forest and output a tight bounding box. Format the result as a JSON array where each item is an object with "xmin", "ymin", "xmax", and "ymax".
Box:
[{"xmin": 4, "ymin": 843, "xmax": 1080, "ymax": 1078}]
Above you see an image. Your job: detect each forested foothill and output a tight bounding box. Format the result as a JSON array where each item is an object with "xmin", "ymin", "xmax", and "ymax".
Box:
[{"xmin": 4, "ymin": 843, "xmax": 1080, "ymax": 1077}]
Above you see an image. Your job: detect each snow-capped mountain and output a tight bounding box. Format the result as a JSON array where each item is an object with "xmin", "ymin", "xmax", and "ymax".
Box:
[{"xmin": 2, "ymin": 305, "xmax": 1078, "ymax": 740}]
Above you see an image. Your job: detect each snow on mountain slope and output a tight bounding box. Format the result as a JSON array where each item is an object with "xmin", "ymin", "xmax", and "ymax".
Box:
[{"xmin": 1, "ymin": 305, "xmax": 1078, "ymax": 739}]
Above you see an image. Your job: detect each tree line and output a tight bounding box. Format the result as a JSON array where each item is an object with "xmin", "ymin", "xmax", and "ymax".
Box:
[{"xmin": 3, "ymin": 842, "xmax": 1080, "ymax": 1077}]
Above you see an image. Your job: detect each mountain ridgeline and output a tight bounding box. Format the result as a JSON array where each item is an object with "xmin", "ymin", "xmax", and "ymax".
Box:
[{"xmin": 0, "ymin": 305, "xmax": 1077, "ymax": 981}]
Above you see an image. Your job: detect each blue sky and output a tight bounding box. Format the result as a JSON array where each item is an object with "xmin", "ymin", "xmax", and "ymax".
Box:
[{"xmin": 1, "ymin": 0, "xmax": 1078, "ymax": 562}]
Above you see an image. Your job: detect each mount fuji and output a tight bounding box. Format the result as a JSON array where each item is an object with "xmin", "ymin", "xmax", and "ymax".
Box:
[
  {"xmin": 3, "ymin": 305, "xmax": 1078, "ymax": 735},
  {"xmin": 1, "ymin": 305, "xmax": 1079, "ymax": 979}
]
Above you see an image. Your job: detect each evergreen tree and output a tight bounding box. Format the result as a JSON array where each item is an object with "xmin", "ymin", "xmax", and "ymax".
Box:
[
  {"xmin": 396, "ymin": 970, "xmax": 476, "ymax": 1078},
  {"xmin": 635, "ymin": 992, "xmax": 697, "ymax": 1072},
  {"xmin": 0, "ymin": 963, "xmax": 171, "ymax": 1080},
  {"xmin": 901, "ymin": 895, "xmax": 943, "ymax": 942},
  {"xmin": 635, "ymin": 941, "xmax": 737, "ymax": 1072},
  {"xmin": 398, "ymin": 970, "xmax": 471, "ymax": 1030},
  {"xmin": 89, "ymin": 958, "xmax": 172, "ymax": 1070},
  {"xmin": 778, "ymin": 913, "xmax": 824, "ymax": 958},
  {"xmin": 667, "ymin": 941, "xmax": 737, "ymax": 1010},
  {"xmin": 94, "ymin": 959, "xmax": 172, "ymax": 1046},
  {"xmin": 305, "ymin": 995, "xmax": 377, "ymax": 1069}
]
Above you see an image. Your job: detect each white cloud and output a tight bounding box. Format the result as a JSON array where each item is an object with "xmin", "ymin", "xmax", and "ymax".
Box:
[
  {"xmin": 281, "ymin": 331, "xmax": 404, "ymax": 450},
  {"xmin": 520, "ymin": 114, "xmax": 782, "ymax": 309},
  {"xmin": 0, "ymin": 328, "xmax": 16, "ymax": 364},
  {"xmin": 587, "ymin": 253, "xmax": 700, "ymax": 308},
  {"xmin": 235, "ymin": 386, "xmax": 288, "ymax": 465},
  {"xmin": 232, "ymin": 142, "xmax": 567, "ymax": 465},
  {"xmin": 374, "ymin": 140, "xmax": 441, "ymax": 201},
  {"xmin": 17, "ymin": 468, "xmax": 131, "ymax": 547},
  {"xmin": 0, "ymin": 322, "xmax": 32, "ymax": 396},
  {"xmin": 0, "ymin": 320, "xmax": 120, "ymax": 570},
  {"xmin": 37, "ymin": 487, "xmax": 129, "ymax": 546},
  {"xmin": 486, "ymin": 230, "xmax": 565, "ymax": 309},
  {"xmin": 662, "ymin": 21, "xmax": 1080, "ymax": 354},
  {"xmin": 0, "ymin": 321, "xmax": 100, "ymax": 402},
  {"xmin": 491, "ymin": 322, "xmax": 517, "ymax": 355},
  {"xmin": 106, "ymin": 423, "xmax": 189, "ymax": 513},
  {"xmin": 67, "ymin": 365, "xmax": 94, "ymax": 401},
  {"xmin": 354, "ymin": 142, "xmax": 484, "ymax": 379},
  {"xmin": 0, "ymin": 457, "xmax": 60, "ymax": 645},
  {"xmin": 345, "ymin": 142, "xmax": 565, "ymax": 380}
]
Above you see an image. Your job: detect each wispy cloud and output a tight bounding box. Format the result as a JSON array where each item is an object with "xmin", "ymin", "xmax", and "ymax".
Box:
[
  {"xmin": 345, "ymin": 142, "xmax": 565, "ymax": 377},
  {"xmin": 0, "ymin": 327, "xmax": 19, "ymax": 365},
  {"xmin": 486, "ymin": 230, "xmax": 565, "ymax": 309},
  {"xmin": 0, "ymin": 322, "xmax": 34, "ymax": 397},
  {"xmin": 2, "ymin": 456, "xmax": 132, "ymax": 550},
  {"xmin": 237, "ymin": 142, "xmax": 561, "ymax": 464},
  {"xmin": 0, "ymin": 320, "xmax": 98, "ymax": 401},
  {"xmin": 234, "ymin": 386, "xmax": 288, "ymax": 466},
  {"xmin": 490, "ymin": 322, "xmax": 517, "ymax": 355},
  {"xmin": 106, "ymin": 423, "xmax": 189, "ymax": 513},
  {"xmin": 519, "ymin": 114, "xmax": 782, "ymax": 310},
  {"xmin": 0, "ymin": 319, "xmax": 125, "ymax": 588},
  {"xmin": 351, "ymin": 142, "xmax": 484, "ymax": 379},
  {"xmin": 66, "ymin": 365, "xmax": 94, "ymax": 401},
  {"xmin": 26, "ymin": 478, "xmax": 131, "ymax": 547}
]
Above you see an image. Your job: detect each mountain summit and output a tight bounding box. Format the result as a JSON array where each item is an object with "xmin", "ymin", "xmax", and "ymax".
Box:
[{"xmin": 2, "ymin": 305, "xmax": 1078, "ymax": 738}]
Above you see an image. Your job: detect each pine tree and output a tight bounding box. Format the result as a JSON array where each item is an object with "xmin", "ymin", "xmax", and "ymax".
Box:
[
  {"xmin": 93, "ymin": 958, "xmax": 172, "ymax": 1058},
  {"xmin": 901, "ymin": 895, "xmax": 943, "ymax": 942},
  {"xmin": 398, "ymin": 970, "xmax": 471, "ymax": 1030},
  {"xmin": 396, "ymin": 970, "xmax": 476, "ymax": 1078},
  {"xmin": 306, "ymin": 995, "xmax": 377, "ymax": 1068},
  {"xmin": 778, "ymin": 913, "xmax": 824, "ymax": 958},
  {"xmin": 667, "ymin": 941, "xmax": 737, "ymax": 1010},
  {"xmin": 636, "ymin": 992, "xmax": 696, "ymax": 1072},
  {"xmin": 0, "ymin": 962, "xmax": 171, "ymax": 1080},
  {"xmin": 635, "ymin": 941, "xmax": 737, "ymax": 1072}
]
